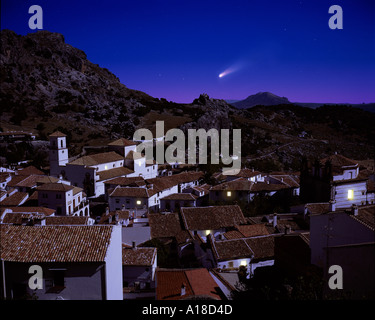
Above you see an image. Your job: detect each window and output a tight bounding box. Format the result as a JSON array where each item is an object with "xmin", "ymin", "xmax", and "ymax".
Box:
[
  {"xmin": 46, "ymin": 270, "xmax": 65, "ymax": 293},
  {"xmin": 228, "ymin": 262, "xmax": 234, "ymax": 268},
  {"xmin": 115, "ymin": 199, "xmax": 120, "ymax": 203},
  {"xmin": 56, "ymin": 194, "xmax": 62, "ymax": 199},
  {"xmin": 105, "ymin": 165, "xmax": 108, "ymax": 170},
  {"xmin": 240, "ymin": 260, "xmax": 247, "ymax": 266},
  {"xmin": 348, "ymin": 189, "xmax": 354, "ymax": 200},
  {"xmin": 60, "ymin": 140, "xmax": 63, "ymax": 148},
  {"xmin": 136, "ymin": 200, "xmax": 141, "ymax": 205},
  {"xmin": 227, "ymin": 191, "xmax": 232, "ymax": 197}
]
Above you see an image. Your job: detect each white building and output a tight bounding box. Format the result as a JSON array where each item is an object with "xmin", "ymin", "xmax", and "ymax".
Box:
[
  {"xmin": 0, "ymin": 224, "xmax": 123, "ymax": 300},
  {"xmin": 37, "ymin": 182, "xmax": 89, "ymax": 216},
  {"xmin": 48, "ymin": 133, "xmax": 158, "ymax": 198}
]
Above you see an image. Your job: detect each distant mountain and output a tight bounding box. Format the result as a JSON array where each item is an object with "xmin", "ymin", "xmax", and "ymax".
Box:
[
  {"xmin": 231, "ymin": 92, "xmax": 291, "ymax": 109},
  {"xmin": 294, "ymin": 102, "xmax": 375, "ymax": 113},
  {"xmin": 228, "ymin": 91, "xmax": 375, "ymax": 113}
]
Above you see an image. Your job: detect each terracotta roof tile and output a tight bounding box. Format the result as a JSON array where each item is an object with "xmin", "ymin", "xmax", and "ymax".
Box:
[
  {"xmin": 45, "ymin": 216, "xmax": 91, "ymax": 225},
  {"xmin": 0, "ymin": 192, "xmax": 28, "ymax": 206},
  {"xmin": 180, "ymin": 205, "xmax": 246, "ymax": 231},
  {"xmin": 69, "ymin": 151, "xmax": 124, "ymax": 166},
  {"xmin": 0, "ymin": 225, "xmax": 113, "ymax": 262},
  {"xmin": 97, "ymin": 166, "xmax": 134, "ymax": 182},
  {"xmin": 49, "ymin": 131, "xmax": 66, "ymax": 137},
  {"xmin": 108, "ymin": 138, "xmax": 137, "ymax": 147},
  {"xmin": 156, "ymin": 268, "xmax": 221, "ymax": 300},
  {"xmin": 36, "ymin": 182, "xmax": 74, "ymax": 192},
  {"xmin": 122, "ymin": 245, "xmax": 156, "ymax": 266}
]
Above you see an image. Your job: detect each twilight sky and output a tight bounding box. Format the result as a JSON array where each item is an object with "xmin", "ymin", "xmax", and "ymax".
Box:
[{"xmin": 1, "ymin": 0, "xmax": 375, "ymax": 104}]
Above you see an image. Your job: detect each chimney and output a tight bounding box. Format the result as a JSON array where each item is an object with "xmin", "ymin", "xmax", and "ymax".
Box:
[
  {"xmin": 122, "ymin": 204, "xmax": 126, "ymax": 211},
  {"xmin": 115, "ymin": 213, "xmax": 119, "ymax": 222},
  {"xmin": 105, "ymin": 207, "xmax": 109, "ymax": 215},
  {"xmin": 181, "ymin": 283, "xmax": 186, "ymax": 296},
  {"xmin": 351, "ymin": 204, "xmax": 358, "ymax": 216},
  {"xmin": 285, "ymin": 225, "xmax": 291, "ymax": 235},
  {"xmin": 149, "ymin": 183, "xmax": 153, "ymax": 190},
  {"xmin": 329, "ymin": 200, "xmax": 336, "ymax": 212},
  {"xmin": 273, "ymin": 213, "xmax": 277, "ymax": 227}
]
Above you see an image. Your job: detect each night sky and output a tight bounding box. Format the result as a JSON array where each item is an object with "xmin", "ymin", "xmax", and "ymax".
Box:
[{"xmin": 1, "ymin": 0, "xmax": 375, "ymax": 104}]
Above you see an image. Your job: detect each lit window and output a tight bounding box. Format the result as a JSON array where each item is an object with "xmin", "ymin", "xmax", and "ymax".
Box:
[
  {"xmin": 227, "ymin": 191, "xmax": 231, "ymax": 197},
  {"xmin": 240, "ymin": 260, "xmax": 247, "ymax": 266},
  {"xmin": 205, "ymin": 230, "xmax": 210, "ymax": 236},
  {"xmin": 136, "ymin": 200, "xmax": 141, "ymax": 205},
  {"xmin": 104, "ymin": 165, "xmax": 108, "ymax": 170},
  {"xmin": 348, "ymin": 189, "xmax": 354, "ymax": 200}
]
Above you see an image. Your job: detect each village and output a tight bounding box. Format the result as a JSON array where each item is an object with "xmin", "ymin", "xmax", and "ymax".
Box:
[{"xmin": 0, "ymin": 130, "xmax": 374, "ymax": 300}]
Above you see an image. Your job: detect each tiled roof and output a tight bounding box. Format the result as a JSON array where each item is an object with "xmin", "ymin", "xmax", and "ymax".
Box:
[
  {"xmin": 108, "ymin": 138, "xmax": 137, "ymax": 147},
  {"xmin": 146, "ymin": 171, "xmax": 204, "ymax": 192},
  {"xmin": 349, "ymin": 205, "xmax": 375, "ymax": 231},
  {"xmin": 232, "ymin": 168, "xmax": 261, "ymax": 178},
  {"xmin": 156, "ymin": 268, "xmax": 221, "ymax": 300},
  {"xmin": 148, "ymin": 212, "xmax": 193, "ymax": 244},
  {"xmin": 245, "ymin": 235, "xmax": 276, "ymax": 261},
  {"xmin": 69, "ymin": 151, "xmax": 124, "ymax": 166},
  {"xmin": 122, "ymin": 245, "xmax": 156, "ymax": 266},
  {"xmin": 210, "ymin": 178, "xmax": 253, "ymax": 191},
  {"xmin": 269, "ymin": 174, "xmax": 300, "ymax": 188},
  {"xmin": 45, "ymin": 216, "xmax": 91, "ymax": 225},
  {"xmin": 0, "ymin": 225, "xmax": 113, "ymax": 262},
  {"xmin": 160, "ymin": 193, "xmax": 197, "ymax": 201},
  {"xmin": 0, "ymin": 192, "xmax": 28, "ymax": 206},
  {"xmin": 5, "ymin": 206, "xmax": 56, "ymax": 216},
  {"xmin": 211, "ymin": 235, "xmax": 277, "ymax": 262},
  {"xmin": 17, "ymin": 166, "xmax": 45, "ymax": 176},
  {"xmin": 97, "ymin": 166, "xmax": 134, "ymax": 182},
  {"xmin": 1, "ymin": 212, "xmax": 45, "ymax": 224},
  {"xmin": 236, "ymin": 224, "xmax": 271, "ymax": 238},
  {"xmin": 109, "ymin": 186, "xmax": 151, "ymax": 198},
  {"xmin": 103, "ymin": 176, "xmax": 145, "ymax": 187},
  {"xmin": 36, "ymin": 182, "xmax": 74, "ymax": 192},
  {"xmin": 210, "ymin": 177, "xmax": 293, "ymax": 192},
  {"xmin": 180, "ymin": 205, "xmax": 246, "ymax": 231},
  {"xmin": 211, "ymin": 237, "xmax": 254, "ymax": 261},
  {"xmin": 306, "ymin": 202, "xmax": 331, "ymax": 215},
  {"xmin": 49, "ymin": 131, "xmax": 66, "ymax": 137},
  {"xmin": 320, "ymin": 154, "xmax": 358, "ymax": 168}
]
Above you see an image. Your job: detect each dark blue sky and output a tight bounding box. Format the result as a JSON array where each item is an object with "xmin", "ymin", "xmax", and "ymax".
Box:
[{"xmin": 2, "ymin": 0, "xmax": 375, "ymax": 103}]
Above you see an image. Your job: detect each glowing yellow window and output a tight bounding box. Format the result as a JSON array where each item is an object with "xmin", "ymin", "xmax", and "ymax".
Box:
[
  {"xmin": 240, "ymin": 260, "xmax": 247, "ymax": 266},
  {"xmin": 348, "ymin": 189, "xmax": 354, "ymax": 200},
  {"xmin": 104, "ymin": 165, "xmax": 108, "ymax": 170},
  {"xmin": 136, "ymin": 200, "xmax": 141, "ymax": 205},
  {"xmin": 227, "ymin": 191, "xmax": 231, "ymax": 197},
  {"xmin": 205, "ymin": 230, "xmax": 211, "ymax": 236}
]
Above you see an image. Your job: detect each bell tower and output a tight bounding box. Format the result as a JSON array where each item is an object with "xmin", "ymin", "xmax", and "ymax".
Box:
[{"xmin": 49, "ymin": 131, "xmax": 69, "ymax": 176}]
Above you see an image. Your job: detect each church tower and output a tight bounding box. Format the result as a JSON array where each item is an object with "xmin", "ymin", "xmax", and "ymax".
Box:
[{"xmin": 49, "ymin": 131, "xmax": 69, "ymax": 176}]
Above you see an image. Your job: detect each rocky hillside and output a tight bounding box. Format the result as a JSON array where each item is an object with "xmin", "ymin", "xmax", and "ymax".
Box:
[
  {"xmin": 1, "ymin": 29, "xmax": 374, "ymax": 171},
  {"xmin": 232, "ymin": 92, "xmax": 291, "ymax": 109}
]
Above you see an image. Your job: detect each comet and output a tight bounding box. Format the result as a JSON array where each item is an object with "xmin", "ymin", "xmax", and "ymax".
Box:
[{"xmin": 218, "ymin": 63, "xmax": 243, "ymax": 78}]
